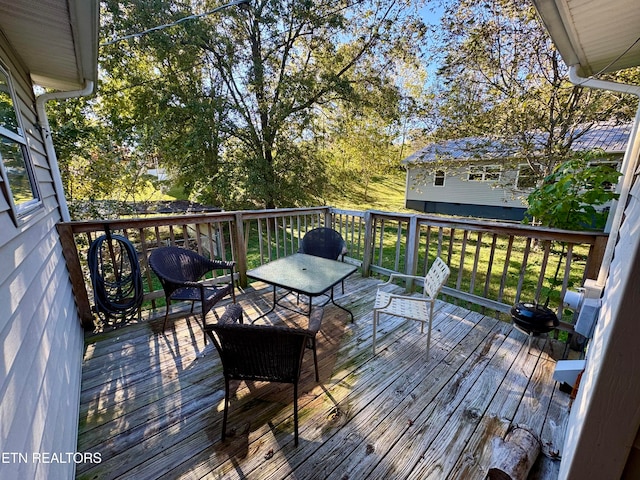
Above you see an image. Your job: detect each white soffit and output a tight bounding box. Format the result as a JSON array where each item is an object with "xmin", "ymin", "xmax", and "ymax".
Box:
[
  {"xmin": 533, "ymin": 0, "xmax": 640, "ymax": 76},
  {"xmin": 0, "ymin": 0, "xmax": 98, "ymax": 90}
]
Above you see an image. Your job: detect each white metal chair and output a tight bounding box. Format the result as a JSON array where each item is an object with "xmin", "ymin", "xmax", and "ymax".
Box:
[{"xmin": 372, "ymin": 257, "xmax": 450, "ymax": 356}]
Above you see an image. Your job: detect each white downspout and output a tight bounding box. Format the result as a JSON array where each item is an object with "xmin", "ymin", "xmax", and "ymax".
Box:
[
  {"xmin": 35, "ymin": 81, "xmax": 95, "ymax": 222},
  {"xmin": 568, "ymin": 66, "xmax": 640, "ymax": 287}
]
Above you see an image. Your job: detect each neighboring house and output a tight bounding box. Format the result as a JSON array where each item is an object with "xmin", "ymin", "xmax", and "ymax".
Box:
[
  {"xmin": 0, "ymin": 2, "xmax": 98, "ymax": 479},
  {"xmin": 403, "ymin": 123, "xmax": 632, "ymax": 221}
]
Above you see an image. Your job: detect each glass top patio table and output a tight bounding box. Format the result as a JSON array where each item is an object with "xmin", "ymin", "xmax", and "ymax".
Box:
[{"xmin": 247, "ymin": 253, "xmax": 357, "ymax": 321}]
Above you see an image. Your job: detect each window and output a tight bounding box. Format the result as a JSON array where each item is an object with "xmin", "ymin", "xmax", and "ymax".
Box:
[
  {"xmin": 434, "ymin": 170, "xmax": 445, "ymax": 187},
  {"xmin": 0, "ymin": 65, "xmax": 40, "ymax": 222},
  {"xmin": 516, "ymin": 165, "xmax": 537, "ymax": 190},
  {"xmin": 468, "ymin": 165, "xmax": 501, "ymax": 181}
]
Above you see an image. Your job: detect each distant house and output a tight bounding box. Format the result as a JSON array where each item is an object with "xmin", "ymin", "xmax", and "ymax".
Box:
[{"xmin": 403, "ymin": 123, "xmax": 632, "ymax": 221}]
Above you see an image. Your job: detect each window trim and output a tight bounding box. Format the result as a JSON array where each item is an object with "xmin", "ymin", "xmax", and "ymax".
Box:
[
  {"xmin": 0, "ymin": 63, "xmax": 42, "ymax": 225},
  {"xmin": 433, "ymin": 170, "xmax": 446, "ymax": 187},
  {"xmin": 515, "ymin": 164, "xmax": 537, "ymax": 191}
]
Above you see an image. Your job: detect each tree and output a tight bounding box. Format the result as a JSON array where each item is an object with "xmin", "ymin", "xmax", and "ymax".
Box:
[
  {"xmin": 526, "ymin": 151, "xmax": 621, "ymax": 231},
  {"xmin": 427, "ymin": 0, "xmax": 638, "ymax": 189},
  {"xmin": 98, "ymin": 0, "xmax": 428, "ymax": 209},
  {"xmin": 46, "ymin": 96, "xmax": 160, "ymax": 219}
]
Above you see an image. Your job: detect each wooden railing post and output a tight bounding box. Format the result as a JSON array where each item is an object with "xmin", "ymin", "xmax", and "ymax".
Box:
[
  {"xmin": 586, "ymin": 235, "xmax": 608, "ymax": 280},
  {"xmin": 405, "ymin": 215, "xmax": 420, "ymax": 276},
  {"xmin": 324, "ymin": 209, "xmax": 332, "ymax": 228},
  {"xmin": 56, "ymin": 223, "xmax": 94, "ymax": 330},
  {"xmin": 362, "ymin": 210, "xmax": 374, "ymax": 277},
  {"xmin": 233, "ymin": 212, "xmax": 248, "ymax": 287}
]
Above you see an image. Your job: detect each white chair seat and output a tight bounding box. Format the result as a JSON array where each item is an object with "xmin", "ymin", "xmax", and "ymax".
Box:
[
  {"xmin": 374, "ymin": 291, "xmax": 430, "ymax": 321},
  {"xmin": 372, "ymin": 257, "xmax": 450, "ymax": 357}
]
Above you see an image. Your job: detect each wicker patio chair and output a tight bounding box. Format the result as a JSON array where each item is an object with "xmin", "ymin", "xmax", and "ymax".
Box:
[
  {"xmin": 372, "ymin": 256, "xmax": 450, "ymax": 356},
  {"xmin": 299, "ymin": 227, "xmax": 348, "ymax": 294},
  {"xmin": 148, "ymin": 246, "xmax": 236, "ymax": 338},
  {"xmin": 205, "ymin": 312, "xmax": 319, "ymax": 446},
  {"xmin": 299, "ymin": 227, "xmax": 348, "ymax": 261}
]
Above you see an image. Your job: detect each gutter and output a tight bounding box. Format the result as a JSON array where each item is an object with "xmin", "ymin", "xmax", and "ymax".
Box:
[
  {"xmin": 568, "ymin": 66, "xmax": 640, "ymax": 287},
  {"xmin": 35, "ymin": 81, "xmax": 95, "ymax": 223}
]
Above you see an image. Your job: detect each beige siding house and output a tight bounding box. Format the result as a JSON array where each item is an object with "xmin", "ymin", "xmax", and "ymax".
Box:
[
  {"xmin": 0, "ymin": 2, "xmax": 98, "ymax": 479},
  {"xmin": 404, "ymin": 123, "xmax": 631, "ymax": 221}
]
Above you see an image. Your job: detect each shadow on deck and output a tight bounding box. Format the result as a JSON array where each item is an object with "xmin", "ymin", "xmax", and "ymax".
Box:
[{"xmin": 76, "ymin": 275, "xmax": 570, "ymax": 479}]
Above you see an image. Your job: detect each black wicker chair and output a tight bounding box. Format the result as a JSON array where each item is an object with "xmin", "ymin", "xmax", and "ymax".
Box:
[
  {"xmin": 148, "ymin": 246, "xmax": 236, "ymax": 337},
  {"xmin": 299, "ymin": 227, "xmax": 347, "ymax": 261},
  {"xmin": 299, "ymin": 227, "xmax": 348, "ymax": 294},
  {"xmin": 205, "ymin": 312, "xmax": 320, "ymax": 446}
]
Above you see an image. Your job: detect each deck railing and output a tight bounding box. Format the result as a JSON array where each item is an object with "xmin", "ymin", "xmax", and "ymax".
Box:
[{"xmin": 57, "ymin": 207, "xmax": 607, "ymax": 331}]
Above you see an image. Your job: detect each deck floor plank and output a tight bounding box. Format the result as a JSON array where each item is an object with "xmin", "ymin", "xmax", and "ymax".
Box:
[{"xmin": 76, "ymin": 276, "xmax": 569, "ymax": 480}]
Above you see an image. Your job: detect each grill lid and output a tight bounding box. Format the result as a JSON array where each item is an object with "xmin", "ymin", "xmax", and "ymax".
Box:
[{"xmin": 510, "ymin": 302, "xmax": 559, "ymax": 334}]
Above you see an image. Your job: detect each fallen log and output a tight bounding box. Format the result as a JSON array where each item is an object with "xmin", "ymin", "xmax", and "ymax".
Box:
[{"xmin": 487, "ymin": 426, "xmax": 541, "ymax": 480}]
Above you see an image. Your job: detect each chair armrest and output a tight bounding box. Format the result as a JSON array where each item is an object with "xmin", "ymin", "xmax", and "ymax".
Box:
[
  {"xmin": 375, "ymin": 292, "xmax": 435, "ymax": 310},
  {"xmin": 218, "ymin": 304, "xmax": 244, "ymax": 324},
  {"xmin": 168, "ymin": 278, "xmax": 206, "ymax": 289},
  {"xmin": 377, "ymin": 273, "xmax": 425, "ymax": 287},
  {"xmin": 210, "ymin": 259, "xmax": 235, "ymax": 271}
]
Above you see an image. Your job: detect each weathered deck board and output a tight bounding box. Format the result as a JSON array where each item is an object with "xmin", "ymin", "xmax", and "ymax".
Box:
[{"xmin": 77, "ymin": 276, "xmax": 570, "ymax": 479}]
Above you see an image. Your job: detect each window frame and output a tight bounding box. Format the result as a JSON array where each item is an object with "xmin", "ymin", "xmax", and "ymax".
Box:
[
  {"xmin": 515, "ymin": 164, "xmax": 537, "ymax": 191},
  {"xmin": 0, "ymin": 63, "xmax": 42, "ymax": 224},
  {"xmin": 467, "ymin": 164, "xmax": 502, "ymax": 182},
  {"xmin": 433, "ymin": 170, "xmax": 446, "ymax": 187}
]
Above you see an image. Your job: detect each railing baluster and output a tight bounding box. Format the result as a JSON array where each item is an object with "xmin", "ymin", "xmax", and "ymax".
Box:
[
  {"xmin": 558, "ymin": 244, "xmax": 574, "ymax": 320},
  {"xmin": 515, "ymin": 237, "xmax": 532, "ymax": 303},
  {"xmin": 483, "ymin": 233, "xmax": 498, "ymax": 300},
  {"xmin": 394, "ymin": 221, "xmax": 402, "ymax": 272},
  {"xmin": 456, "ymin": 230, "xmax": 468, "ymax": 291},
  {"xmin": 470, "ymin": 232, "xmax": 482, "ymax": 294},
  {"xmin": 447, "ymin": 228, "xmax": 455, "ymax": 265},
  {"xmin": 377, "ymin": 218, "xmax": 385, "ymax": 268},
  {"xmin": 58, "ymin": 206, "xmax": 607, "ymax": 331},
  {"xmin": 498, "ymin": 236, "xmax": 514, "ymax": 304},
  {"xmin": 535, "ymin": 241, "xmax": 552, "ymax": 302}
]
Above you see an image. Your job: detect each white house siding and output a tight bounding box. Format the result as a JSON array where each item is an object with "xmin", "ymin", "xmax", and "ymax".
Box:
[
  {"xmin": 405, "ymin": 165, "xmax": 528, "ymax": 220},
  {"xmin": 558, "ymin": 161, "xmax": 640, "ymax": 477},
  {"xmin": 0, "ymin": 43, "xmax": 85, "ymax": 479},
  {"xmin": 406, "ymin": 166, "xmax": 527, "ymax": 207}
]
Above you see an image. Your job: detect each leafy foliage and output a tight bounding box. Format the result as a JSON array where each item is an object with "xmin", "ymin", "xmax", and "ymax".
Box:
[
  {"xmin": 91, "ymin": 0, "xmax": 428, "ymax": 210},
  {"xmin": 525, "ymin": 152, "xmax": 621, "ymax": 230},
  {"xmin": 46, "ymin": 97, "xmax": 163, "ymax": 219},
  {"xmin": 427, "ymin": 0, "xmax": 639, "ymax": 190}
]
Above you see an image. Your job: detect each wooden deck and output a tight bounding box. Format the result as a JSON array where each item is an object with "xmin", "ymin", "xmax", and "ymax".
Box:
[{"xmin": 76, "ymin": 275, "xmax": 571, "ymax": 479}]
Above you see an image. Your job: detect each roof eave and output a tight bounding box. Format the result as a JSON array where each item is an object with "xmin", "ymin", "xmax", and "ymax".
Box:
[{"xmin": 531, "ymin": 0, "xmax": 585, "ymax": 75}]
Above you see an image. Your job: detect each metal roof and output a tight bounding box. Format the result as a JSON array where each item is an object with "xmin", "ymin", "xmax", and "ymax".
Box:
[
  {"xmin": 0, "ymin": 0, "xmax": 99, "ymax": 90},
  {"xmin": 405, "ymin": 123, "xmax": 633, "ymax": 164},
  {"xmin": 532, "ymin": 0, "xmax": 640, "ymax": 77}
]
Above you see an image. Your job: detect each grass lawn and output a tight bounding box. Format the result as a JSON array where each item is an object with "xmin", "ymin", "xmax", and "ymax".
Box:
[{"xmin": 327, "ymin": 170, "xmax": 412, "ymax": 212}]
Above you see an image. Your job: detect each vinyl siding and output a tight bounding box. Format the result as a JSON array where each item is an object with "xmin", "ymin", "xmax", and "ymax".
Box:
[
  {"xmin": 0, "ymin": 40, "xmax": 84, "ymax": 480},
  {"xmin": 405, "ymin": 165, "xmax": 529, "ymax": 209}
]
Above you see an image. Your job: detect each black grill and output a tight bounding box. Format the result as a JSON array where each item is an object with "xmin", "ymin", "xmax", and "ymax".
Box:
[{"xmin": 510, "ymin": 302, "xmax": 559, "ymax": 334}]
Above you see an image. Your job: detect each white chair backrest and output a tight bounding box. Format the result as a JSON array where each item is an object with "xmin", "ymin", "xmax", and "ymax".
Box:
[{"xmin": 423, "ymin": 257, "xmax": 450, "ymax": 299}]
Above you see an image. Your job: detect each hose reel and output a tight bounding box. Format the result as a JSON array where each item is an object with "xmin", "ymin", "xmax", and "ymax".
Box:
[{"xmin": 87, "ymin": 227, "xmax": 143, "ymax": 325}]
